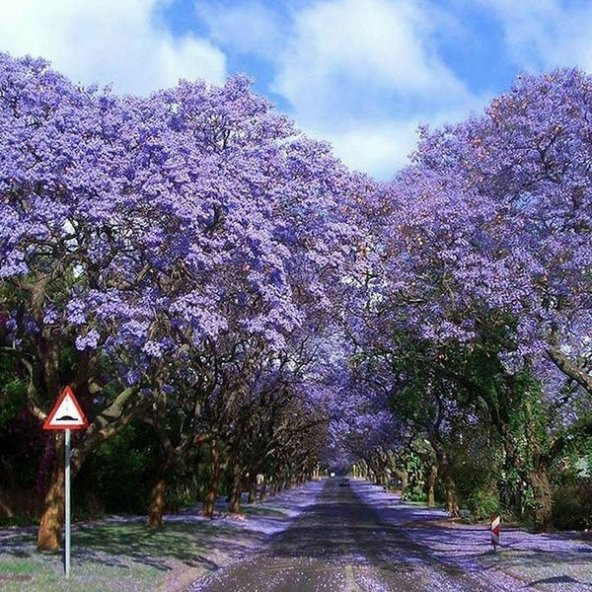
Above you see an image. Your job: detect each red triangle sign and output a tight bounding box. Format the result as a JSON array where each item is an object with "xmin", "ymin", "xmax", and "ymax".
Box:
[{"xmin": 43, "ymin": 386, "xmax": 88, "ymax": 430}]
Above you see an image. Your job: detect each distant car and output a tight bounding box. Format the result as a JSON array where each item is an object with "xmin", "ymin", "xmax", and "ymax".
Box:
[
  {"xmin": 338, "ymin": 478, "xmax": 349, "ymax": 487},
  {"xmin": 329, "ymin": 472, "xmax": 336, "ymax": 477}
]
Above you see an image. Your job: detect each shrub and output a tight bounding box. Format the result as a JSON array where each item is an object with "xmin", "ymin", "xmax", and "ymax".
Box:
[
  {"xmin": 553, "ymin": 479, "xmax": 592, "ymax": 530},
  {"xmin": 467, "ymin": 490, "xmax": 499, "ymax": 521}
]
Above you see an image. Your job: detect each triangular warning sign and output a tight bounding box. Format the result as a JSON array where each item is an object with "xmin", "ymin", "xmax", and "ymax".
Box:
[{"xmin": 43, "ymin": 386, "xmax": 88, "ymax": 430}]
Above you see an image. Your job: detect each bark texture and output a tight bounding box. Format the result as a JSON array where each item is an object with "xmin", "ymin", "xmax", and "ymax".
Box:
[
  {"xmin": 203, "ymin": 439, "xmax": 220, "ymax": 518},
  {"xmin": 148, "ymin": 478, "xmax": 167, "ymax": 528},
  {"xmin": 37, "ymin": 434, "xmax": 65, "ymax": 551}
]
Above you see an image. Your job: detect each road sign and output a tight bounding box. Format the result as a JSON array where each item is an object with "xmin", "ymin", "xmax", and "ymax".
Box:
[
  {"xmin": 42, "ymin": 386, "xmax": 88, "ymax": 430},
  {"xmin": 491, "ymin": 514, "xmax": 501, "ymax": 551},
  {"xmin": 42, "ymin": 386, "xmax": 88, "ymax": 578}
]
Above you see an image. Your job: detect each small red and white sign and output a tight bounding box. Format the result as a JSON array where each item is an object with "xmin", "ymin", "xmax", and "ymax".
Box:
[
  {"xmin": 491, "ymin": 515, "xmax": 501, "ymax": 549},
  {"xmin": 43, "ymin": 386, "xmax": 88, "ymax": 430}
]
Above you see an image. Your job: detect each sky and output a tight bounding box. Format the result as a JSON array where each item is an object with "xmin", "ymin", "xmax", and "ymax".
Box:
[{"xmin": 0, "ymin": 0, "xmax": 589, "ymax": 180}]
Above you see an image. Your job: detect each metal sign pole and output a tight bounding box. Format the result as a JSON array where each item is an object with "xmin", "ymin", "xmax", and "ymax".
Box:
[
  {"xmin": 65, "ymin": 429, "xmax": 71, "ymax": 577},
  {"xmin": 43, "ymin": 387, "xmax": 88, "ymax": 579}
]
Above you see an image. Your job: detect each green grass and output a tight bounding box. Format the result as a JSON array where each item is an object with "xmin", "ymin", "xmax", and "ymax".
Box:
[
  {"xmin": 0, "ymin": 558, "xmax": 37, "ymax": 573},
  {"xmin": 242, "ymin": 505, "xmax": 285, "ymax": 517},
  {"xmin": 0, "ymin": 521, "xmax": 246, "ymax": 592},
  {"xmin": 0, "ymin": 498, "xmax": 293, "ymax": 591}
]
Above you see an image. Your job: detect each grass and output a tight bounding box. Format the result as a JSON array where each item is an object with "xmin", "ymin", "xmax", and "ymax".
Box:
[
  {"xmin": 0, "ymin": 486, "xmax": 309, "ymax": 591},
  {"xmin": 241, "ymin": 504, "xmax": 285, "ymax": 517},
  {"xmin": 0, "ymin": 520, "xmax": 256, "ymax": 592},
  {"xmin": 0, "ymin": 558, "xmax": 37, "ymax": 573}
]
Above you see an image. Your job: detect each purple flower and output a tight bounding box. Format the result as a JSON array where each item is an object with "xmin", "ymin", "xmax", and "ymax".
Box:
[{"xmin": 75, "ymin": 329, "xmax": 100, "ymax": 350}]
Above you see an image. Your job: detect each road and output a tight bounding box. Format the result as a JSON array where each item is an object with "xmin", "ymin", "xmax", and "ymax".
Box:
[{"xmin": 188, "ymin": 478, "xmax": 506, "ymax": 592}]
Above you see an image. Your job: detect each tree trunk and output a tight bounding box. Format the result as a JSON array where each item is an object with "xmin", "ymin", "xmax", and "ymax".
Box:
[
  {"xmin": 369, "ymin": 459, "xmax": 381, "ymax": 485},
  {"xmin": 148, "ymin": 478, "xmax": 166, "ymax": 528},
  {"xmin": 529, "ymin": 461, "xmax": 553, "ymax": 531},
  {"xmin": 442, "ymin": 466, "xmax": 459, "ymax": 516},
  {"xmin": 259, "ymin": 478, "xmax": 268, "ymax": 501},
  {"xmin": 229, "ymin": 461, "xmax": 242, "ymax": 514},
  {"xmin": 37, "ymin": 433, "xmax": 65, "ymax": 551},
  {"xmin": 522, "ymin": 397, "xmax": 554, "ymax": 531},
  {"xmin": 0, "ymin": 487, "xmax": 13, "ymax": 518},
  {"xmin": 247, "ymin": 476, "xmax": 257, "ymax": 504},
  {"xmin": 427, "ymin": 464, "xmax": 437, "ymax": 508},
  {"xmin": 203, "ymin": 439, "xmax": 220, "ymax": 518},
  {"xmin": 499, "ymin": 430, "xmax": 526, "ymax": 518},
  {"xmin": 395, "ymin": 469, "xmax": 408, "ymax": 498},
  {"xmin": 434, "ymin": 445, "xmax": 459, "ymax": 517}
]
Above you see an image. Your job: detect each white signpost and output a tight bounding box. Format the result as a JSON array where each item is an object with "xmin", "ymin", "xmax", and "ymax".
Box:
[{"xmin": 43, "ymin": 386, "xmax": 88, "ymax": 578}]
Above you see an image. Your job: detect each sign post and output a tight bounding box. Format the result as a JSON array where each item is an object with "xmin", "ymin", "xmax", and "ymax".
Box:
[
  {"xmin": 491, "ymin": 514, "xmax": 501, "ymax": 551},
  {"xmin": 43, "ymin": 386, "xmax": 88, "ymax": 578},
  {"xmin": 65, "ymin": 429, "xmax": 71, "ymax": 577}
]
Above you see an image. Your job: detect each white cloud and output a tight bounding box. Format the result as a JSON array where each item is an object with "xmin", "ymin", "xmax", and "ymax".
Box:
[
  {"xmin": 0, "ymin": 0, "xmax": 226, "ymax": 95},
  {"xmin": 268, "ymin": 0, "xmax": 485, "ymax": 178},
  {"xmin": 275, "ymin": 0, "xmax": 465, "ymax": 112},
  {"xmin": 195, "ymin": 1, "xmax": 282, "ymax": 57},
  {"xmin": 321, "ymin": 121, "xmax": 420, "ymax": 181},
  {"xmin": 482, "ymin": 0, "xmax": 592, "ymax": 72},
  {"xmin": 0, "ymin": 0, "xmax": 491, "ymax": 178},
  {"xmin": 316, "ymin": 93, "xmax": 490, "ymax": 180}
]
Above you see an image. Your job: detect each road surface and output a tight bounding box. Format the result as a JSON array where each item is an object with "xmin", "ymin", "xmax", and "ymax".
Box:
[{"xmin": 188, "ymin": 478, "xmax": 507, "ymax": 592}]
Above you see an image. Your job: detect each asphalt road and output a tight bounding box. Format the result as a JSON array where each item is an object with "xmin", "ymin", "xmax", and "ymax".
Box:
[{"xmin": 188, "ymin": 479, "xmax": 501, "ymax": 592}]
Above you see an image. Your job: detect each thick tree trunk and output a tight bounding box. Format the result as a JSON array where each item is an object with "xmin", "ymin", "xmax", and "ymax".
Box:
[
  {"xmin": 148, "ymin": 478, "xmax": 167, "ymax": 528},
  {"xmin": 442, "ymin": 467, "xmax": 459, "ymax": 516},
  {"xmin": 247, "ymin": 475, "xmax": 257, "ymax": 504},
  {"xmin": 522, "ymin": 396, "xmax": 555, "ymax": 531},
  {"xmin": 371, "ymin": 469, "xmax": 380, "ymax": 485},
  {"xmin": 203, "ymin": 439, "xmax": 220, "ymax": 518},
  {"xmin": 229, "ymin": 461, "xmax": 242, "ymax": 514},
  {"xmin": 368, "ymin": 459, "xmax": 381, "ymax": 485},
  {"xmin": 396, "ymin": 469, "xmax": 408, "ymax": 498},
  {"xmin": 529, "ymin": 461, "xmax": 553, "ymax": 531},
  {"xmin": 259, "ymin": 478, "xmax": 268, "ymax": 501},
  {"xmin": 37, "ymin": 434, "xmax": 65, "ymax": 551},
  {"xmin": 433, "ymin": 445, "xmax": 459, "ymax": 517},
  {"xmin": 427, "ymin": 464, "xmax": 437, "ymax": 508}
]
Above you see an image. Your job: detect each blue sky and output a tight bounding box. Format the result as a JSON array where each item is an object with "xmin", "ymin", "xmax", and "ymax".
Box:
[{"xmin": 0, "ymin": 0, "xmax": 588, "ymax": 179}]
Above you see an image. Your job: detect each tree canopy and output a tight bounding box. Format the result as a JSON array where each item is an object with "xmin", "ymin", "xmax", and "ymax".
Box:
[{"xmin": 1, "ymin": 54, "xmax": 591, "ymax": 544}]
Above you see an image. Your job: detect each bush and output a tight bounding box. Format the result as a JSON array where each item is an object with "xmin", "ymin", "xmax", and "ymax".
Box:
[
  {"xmin": 405, "ymin": 486, "xmax": 427, "ymax": 503},
  {"xmin": 553, "ymin": 479, "xmax": 592, "ymax": 530},
  {"xmin": 77, "ymin": 422, "xmax": 157, "ymax": 515},
  {"xmin": 467, "ymin": 490, "xmax": 499, "ymax": 520}
]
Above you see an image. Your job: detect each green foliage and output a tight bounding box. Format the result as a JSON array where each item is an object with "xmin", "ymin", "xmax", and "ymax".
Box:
[
  {"xmin": 0, "ymin": 354, "xmax": 26, "ymax": 430},
  {"xmin": 405, "ymin": 485, "xmax": 427, "ymax": 502},
  {"xmin": 552, "ymin": 479, "xmax": 592, "ymax": 530},
  {"xmin": 79, "ymin": 422, "xmax": 156, "ymax": 514},
  {"xmin": 467, "ymin": 490, "xmax": 499, "ymax": 520}
]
